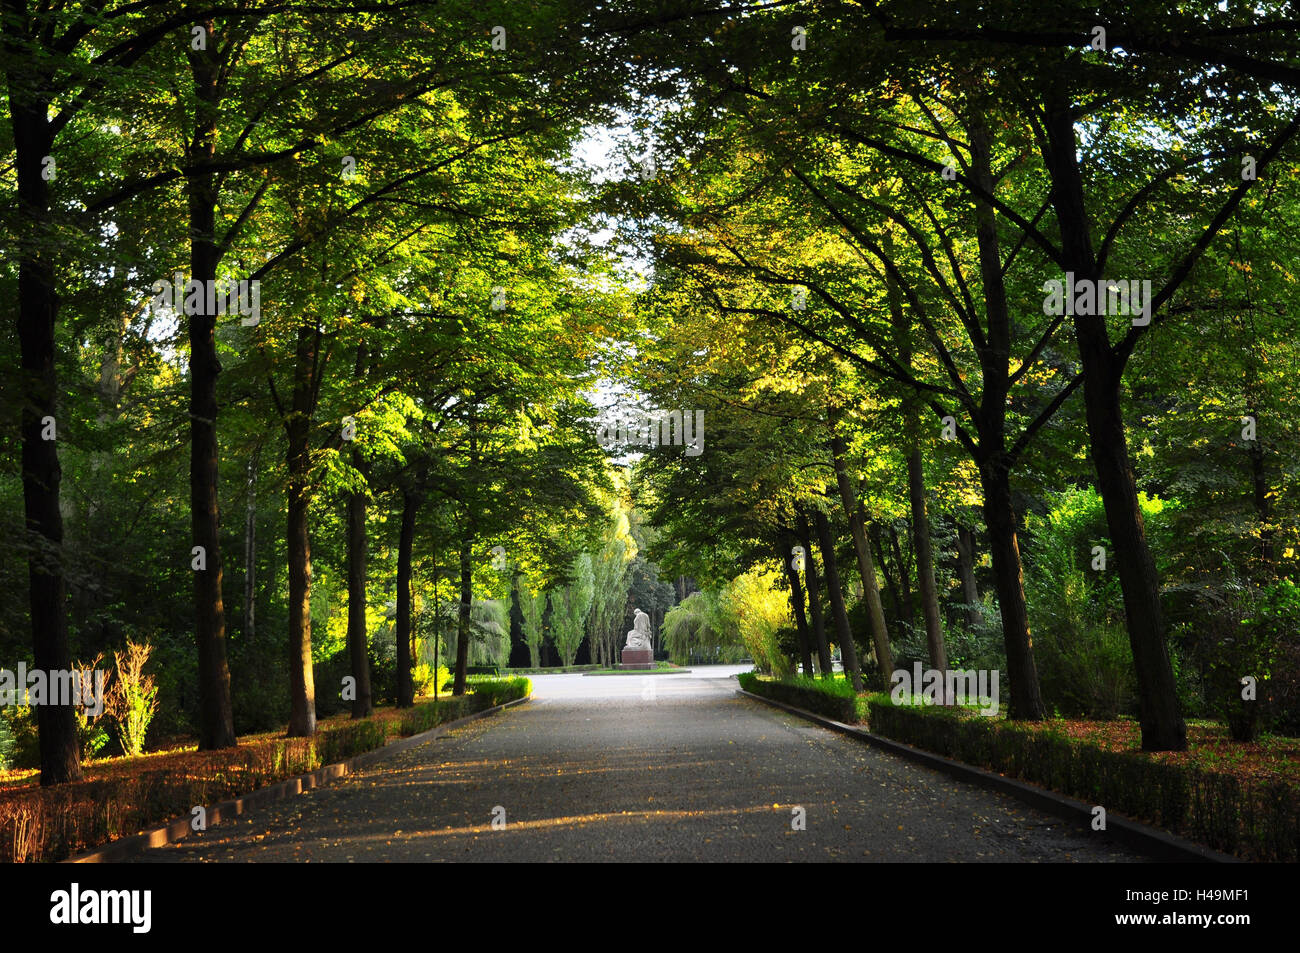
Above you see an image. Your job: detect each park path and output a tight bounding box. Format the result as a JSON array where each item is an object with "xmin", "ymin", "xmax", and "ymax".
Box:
[{"xmin": 130, "ymin": 668, "xmax": 1146, "ymax": 862}]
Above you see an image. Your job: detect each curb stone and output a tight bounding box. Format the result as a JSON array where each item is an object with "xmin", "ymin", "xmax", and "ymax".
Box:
[
  {"xmin": 736, "ymin": 688, "xmax": 1237, "ymax": 864},
  {"xmin": 64, "ymin": 694, "xmax": 530, "ymax": 863}
]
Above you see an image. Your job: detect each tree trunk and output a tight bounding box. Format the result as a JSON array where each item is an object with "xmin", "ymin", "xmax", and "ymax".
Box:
[
  {"xmin": 185, "ymin": 28, "xmax": 237, "ymax": 749},
  {"xmin": 813, "ymin": 509, "xmax": 863, "ymax": 692},
  {"xmin": 1042, "ymin": 94, "xmax": 1185, "ymax": 751},
  {"xmin": 244, "ymin": 447, "xmax": 259, "ymax": 643},
  {"xmin": 453, "ymin": 525, "xmax": 473, "ymax": 695},
  {"xmin": 797, "ymin": 513, "xmax": 833, "ymax": 677},
  {"xmin": 888, "ymin": 524, "xmax": 916, "ymax": 632},
  {"xmin": 781, "ymin": 541, "xmax": 816, "ymax": 677},
  {"xmin": 395, "ymin": 488, "xmax": 418, "ymax": 708},
  {"xmin": 9, "ymin": 79, "xmax": 83, "ymax": 784},
  {"xmin": 908, "ymin": 449, "xmax": 948, "ymax": 680},
  {"xmin": 955, "ymin": 526, "xmax": 982, "ymax": 629},
  {"xmin": 285, "ymin": 324, "xmax": 317, "ymax": 736},
  {"xmin": 978, "ymin": 458, "xmax": 1045, "ymax": 720},
  {"xmin": 888, "ymin": 262, "xmax": 946, "ymax": 683},
  {"xmin": 829, "ymin": 431, "xmax": 893, "ymax": 681},
  {"xmin": 870, "ymin": 522, "xmax": 905, "ymax": 627},
  {"xmin": 1248, "ymin": 434, "xmax": 1274, "ymax": 569},
  {"xmin": 964, "ymin": 109, "xmax": 1045, "ymax": 721},
  {"xmin": 346, "ymin": 449, "xmax": 373, "ymax": 717}
]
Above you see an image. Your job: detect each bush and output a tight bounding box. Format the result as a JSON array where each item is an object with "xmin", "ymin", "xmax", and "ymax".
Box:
[
  {"xmin": 1179, "ymin": 577, "xmax": 1297, "ymax": 740},
  {"xmin": 738, "ymin": 671, "xmax": 866, "ymax": 723},
  {"xmin": 0, "ymin": 707, "xmax": 40, "ymax": 770},
  {"xmin": 317, "ymin": 719, "xmax": 388, "ymax": 765},
  {"xmin": 866, "ymin": 698, "xmax": 1299, "ymax": 862},
  {"xmin": 105, "ymin": 641, "xmax": 160, "ymax": 756},
  {"xmin": 1, "ymin": 698, "xmax": 108, "ymax": 769},
  {"xmin": 397, "ymin": 677, "xmax": 530, "ymax": 735},
  {"xmin": 467, "ymin": 676, "xmax": 532, "ymax": 708},
  {"xmin": 1019, "ymin": 487, "xmax": 1179, "ymax": 718},
  {"xmin": 0, "ymin": 718, "xmax": 397, "ymax": 863},
  {"xmin": 1214, "ymin": 580, "xmax": 1296, "ymax": 740},
  {"xmin": 398, "ymin": 697, "xmax": 472, "ymax": 736},
  {"xmin": 412, "ymin": 663, "xmax": 451, "ymax": 697}
]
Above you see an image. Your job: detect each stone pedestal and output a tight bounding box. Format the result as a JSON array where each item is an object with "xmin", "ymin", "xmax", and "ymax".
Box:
[{"xmin": 620, "ymin": 648, "xmax": 654, "ymax": 670}]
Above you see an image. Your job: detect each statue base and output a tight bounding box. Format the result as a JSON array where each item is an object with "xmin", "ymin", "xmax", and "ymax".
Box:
[{"xmin": 620, "ymin": 648, "xmax": 654, "ymax": 670}]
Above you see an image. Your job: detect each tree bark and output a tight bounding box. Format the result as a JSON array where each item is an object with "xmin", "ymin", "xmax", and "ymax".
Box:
[
  {"xmin": 395, "ymin": 487, "xmax": 418, "ymax": 708},
  {"xmin": 813, "ymin": 508, "xmax": 863, "ymax": 692},
  {"xmin": 285, "ymin": 323, "xmax": 317, "ymax": 736},
  {"xmin": 781, "ymin": 540, "xmax": 816, "ymax": 677},
  {"xmin": 345, "ymin": 448, "xmax": 373, "ymax": 717},
  {"xmin": 1042, "ymin": 93, "xmax": 1185, "ymax": 750},
  {"xmin": 797, "ymin": 513, "xmax": 833, "ymax": 677},
  {"xmin": 8, "ymin": 75, "xmax": 83, "ymax": 784},
  {"xmin": 870, "ymin": 522, "xmax": 905, "ymax": 627},
  {"xmin": 454, "ymin": 524, "xmax": 473, "ymax": 695},
  {"xmin": 908, "ymin": 449, "xmax": 948, "ymax": 680},
  {"xmin": 955, "ymin": 526, "xmax": 982, "ymax": 629},
  {"xmin": 244, "ymin": 447, "xmax": 259, "ymax": 644},
  {"xmin": 888, "ymin": 523, "xmax": 916, "ymax": 632},
  {"xmin": 185, "ymin": 24, "xmax": 237, "ymax": 749},
  {"xmin": 978, "ymin": 457, "xmax": 1046, "ymax": 720},
  {"xmin": 1248, "ymin": 433, "xmax": 1274, "ymax": 569},
  {"xmin": 887, "ymin": 261, "xmax": 947, "ymax": 683},
  {"xmin": 829, "ymin": 431, "xmax": 893, "ymax": 681},
  {"xmin": 962, "ymin": 109, "xmax": 1046, "ymax": 721}
]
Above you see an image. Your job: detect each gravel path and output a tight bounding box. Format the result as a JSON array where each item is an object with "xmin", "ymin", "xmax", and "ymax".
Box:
[{"xmin": 130, "ymin": 668, "xmax": 1147, "ymax": 862}]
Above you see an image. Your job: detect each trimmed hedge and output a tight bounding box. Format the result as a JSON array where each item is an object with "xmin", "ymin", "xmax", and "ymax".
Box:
[
  {"xmin": 867, "ymin": 699, "xmax": 1300, "ymax": 863},
  {"xmin": 0, "ymin": 719, "xmax": 388, "ymax": 863},
  {"xmin": 397, "ymin": 696, "xmax": 473, "ymax": 737},
  {"xmin": 467, "ymin": 676, "xmax": 532, "ymax": 708},
  {"xmin": 1, "ymin": 681, "xmax": 532, "ymax": 863},
  {"xmin": 739, "ymin": 672, "xmax": 866, "ymax": 723},
  {"xmin": 399, "ymin": 678, "xmax": 531, "ymax": 735}
]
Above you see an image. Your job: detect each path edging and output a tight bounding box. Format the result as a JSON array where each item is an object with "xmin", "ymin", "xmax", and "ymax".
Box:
[
  {"xmin": 736, "ymin": 688, "xmax": 1237, "ymax": 864},
  {"xmin": 65, "ymin": 694, "xmax": 531, "ymax": 863}
]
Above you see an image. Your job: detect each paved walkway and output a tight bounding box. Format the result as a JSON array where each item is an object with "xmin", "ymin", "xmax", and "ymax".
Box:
[{"xmin": 131, "ymin": 668, "xmax": 1146, "ymax": 862}]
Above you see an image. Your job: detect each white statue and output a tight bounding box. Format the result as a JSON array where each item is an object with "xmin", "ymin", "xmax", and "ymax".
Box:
[{"xmin": 625, "ymin": 608, "xmax": 652, "ymax": 651}]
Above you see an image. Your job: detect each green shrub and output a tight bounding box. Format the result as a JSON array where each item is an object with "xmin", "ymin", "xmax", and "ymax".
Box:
[
  {"xmin": 1019, "ymin": 486, "xmax": 1180, "ymax": 718},
  {"xmin": 106, "ymin": 641, "xmax": 160, "ymax": 757},
  {"xmin": 316, "ymin": 719, "xmax": 388, "ymax": 765},
  {"xmin": 413, "ymin": 663, "xmax": 451, "ymax": 697},
  {"xmin": 0, "ymin": 718, "xmax": 398, "ymax": 863},
  {"xmin": 739, "ymin": 671, "xmax": 865, "ymax": 723},
  {"xmin": 467, "ymin": 676, "xmax": 532, "ymax": 708},
  {"xmin": 0, "ymin": 706, "xmax": 40, "ymax": 769},
  {"xmin": 398, "ymin": 697, "xmax": 472, "ymax": 736},
  {"xmin": 865, "ymin": 698, "xmax": 1299, "ymax": 862},
  {"xmin": 1213, "ymin": 580, "xmax": 1296, "ymax": 740}
]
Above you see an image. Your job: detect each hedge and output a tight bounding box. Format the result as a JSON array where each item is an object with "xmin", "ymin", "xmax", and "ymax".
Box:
[
  {"xmin": 0, "ymin": 719, "xmax": 387, "ymax": 863},
  {"xmin": 738, "ymin": 672, "xmax": 867, "ymax": 723},
  {"xmin": 396, "ymin": 678, "xmax": 530, "ymax": 735},
  {"xmin": 866, "ymin": 698, "xmax": 1300, "ymax": 863},
  {"xmin": 1, "ymin": 679, "xmax": 532, "ymax": 863}
]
